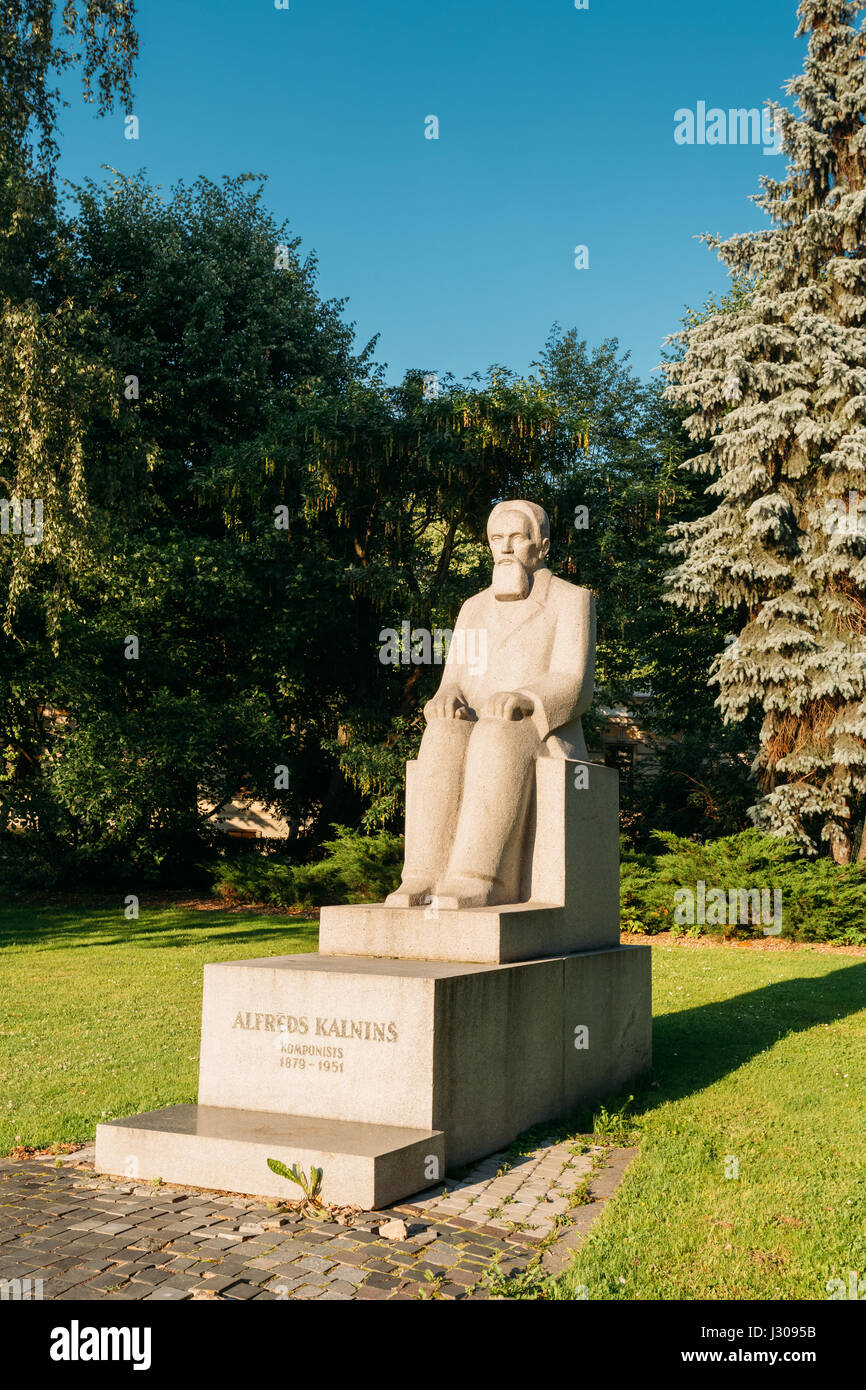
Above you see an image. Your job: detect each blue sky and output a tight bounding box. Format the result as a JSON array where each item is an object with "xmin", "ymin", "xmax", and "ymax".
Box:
[{"xmin": 56, "ymin": 0, "xmax": 808, "ymax": 385}]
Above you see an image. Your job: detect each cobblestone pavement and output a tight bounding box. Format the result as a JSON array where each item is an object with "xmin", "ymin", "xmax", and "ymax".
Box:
[
  {"xmin": 402, "ymin": 1142, "xmax": 595, "ymax": 1238},
  {"xmin": 0, "ymin": 1138, "xmax": 634, "ymax": 1302}
]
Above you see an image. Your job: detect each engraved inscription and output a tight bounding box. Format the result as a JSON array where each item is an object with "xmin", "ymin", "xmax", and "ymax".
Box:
[
  {"xmin": 230, "ymin": 1010, "xmax": 399, "ymax": 1076},
  {"xmin": 230, "ymin": 1011, "xmax": 398, "ymax": 1041}
]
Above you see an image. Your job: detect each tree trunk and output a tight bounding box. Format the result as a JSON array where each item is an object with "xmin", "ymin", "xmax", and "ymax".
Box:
[{"xmin": 828, "ymin": 821, "xmax": 852, "ymax": 865}]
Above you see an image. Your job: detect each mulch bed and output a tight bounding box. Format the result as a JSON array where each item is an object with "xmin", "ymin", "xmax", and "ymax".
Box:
[{"xmin": 621, "ymin": 930, "xmax": 866, "ymax": 957}]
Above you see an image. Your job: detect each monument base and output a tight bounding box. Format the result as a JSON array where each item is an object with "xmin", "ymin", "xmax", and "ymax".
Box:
[{"xmin": 95, "ymin": 943, "xmax": 651, "ymax": 1204}]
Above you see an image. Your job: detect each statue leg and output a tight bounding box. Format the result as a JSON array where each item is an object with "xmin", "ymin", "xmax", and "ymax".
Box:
[
  {"xmin": 384, "ymin": 715, "xmax": 474, "ymax": 907},
  {"xmin": 436, "ymin": 715, "xmax": 541, "ymax": 908}
]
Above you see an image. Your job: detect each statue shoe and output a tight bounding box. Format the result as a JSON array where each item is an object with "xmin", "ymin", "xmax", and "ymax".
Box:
[
  {"xmin": 384, "ymin": 879, "xmax": 433, "ymax": 908},
  {"xmin": 434, "ymin": 876, "xmax": 497, "ymax": 909}
]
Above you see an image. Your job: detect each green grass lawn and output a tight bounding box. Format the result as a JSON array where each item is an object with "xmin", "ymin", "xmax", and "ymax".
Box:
[
  {"xmin": 0, "ymin": 902, "xmax": 316, "ymax": 1155},
  {"xmin": 0, "ymin": 904, "xmax": 863, "ymax": 1299},
  {"xmin": 557, "ymin": 942, "xmax": 866, "ymax": 1301}
]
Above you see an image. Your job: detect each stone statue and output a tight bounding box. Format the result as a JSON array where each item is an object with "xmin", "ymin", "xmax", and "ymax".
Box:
[
  {"xmin": 100, "ymin": 506, "xmax": 649, "ymax": 1213},
  {"xmin": 386, "ymin": 499, "xmax": 596, "ymax": 910}
]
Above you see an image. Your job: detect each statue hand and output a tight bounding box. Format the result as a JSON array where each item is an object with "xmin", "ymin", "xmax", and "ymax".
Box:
[
  {"xmin": 483, "ymin": 691, "xmax": 534, "ymax": 721},
  {"xmin": 424, "ymin": 692, "xmax": 472, "ymax": 722}
]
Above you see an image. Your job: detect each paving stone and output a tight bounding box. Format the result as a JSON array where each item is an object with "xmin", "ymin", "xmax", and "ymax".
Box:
[
  {"xmin": 158, "ymin": 1272, "xmax": 203, "ymax": 1291},
  {"xmin": 364, "ymin": 1272, "xmax": 401, "ymax": 1290},
  {"xmin": 205, "ymin": 1256, "xmax": 248, "ymax": 1274},
  {"xmin": 419, "ymin": 1249, "xmax": 462, "ymax": 1268},
  {"xmin": 240, "ymin": 1267, "xmax": 280, "ymax": 1287},
  {"xmin": 330, "ymin": 1266, "xmax": 367, "ymax": 1286},
  {"xmin": 41, "ymin": 1274, "xmax": 95, "ymax": 1294},
  {"xmin": 291, "ymin": 1256, "xmax": 338, "ymax": 1274},
  {"xmin": 325, "ymin": 1248, "xmax": 369, "ymax": 1266},
  {"xmin": 221, "ymin": 1281, "xmax": 261, "ymax": 1300},
  {"xmin": 197, "ymin": 1275, "xmax": 241, "ymax": 1292},
  {"xmin": 130, "ymin": 1267, "xmax": 173, "ymax": 1286},
  {"xmin": 267, "ymin": 1277, "xmax": 307, "ymax": 1296}
]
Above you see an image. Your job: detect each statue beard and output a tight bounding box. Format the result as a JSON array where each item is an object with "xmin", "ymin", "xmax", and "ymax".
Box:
[{"xmin": 493, "ymin": 558, "xmax": 531, "ymax": 601}]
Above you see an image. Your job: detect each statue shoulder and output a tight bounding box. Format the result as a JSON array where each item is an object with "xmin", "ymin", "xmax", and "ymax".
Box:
[
  {"xmin": 454, "ymin": 588, "xmax": 491, "ymax": 623},
  {"xmin": 547, "ymin": 574, "xmax": 594, "ymax": 609}
]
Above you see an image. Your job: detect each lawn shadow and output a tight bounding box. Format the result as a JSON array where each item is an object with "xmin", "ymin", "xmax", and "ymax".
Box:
[
  {"xmin": 628, "ymin": 960, "xmax": 866, "ymax": 1117},
  {"xmin": 0, "ymin": 903, "xmax": 318, "ymax": 952}
]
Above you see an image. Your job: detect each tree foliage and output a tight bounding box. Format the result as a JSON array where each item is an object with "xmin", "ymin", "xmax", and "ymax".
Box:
[
  {"xmin": 0, "ymin": 0, "xmax": 771, "ymax": 883},
  {"xmin": 0, "ymin": 0, "xmax": 138, "ymax": 171},
  {"xmin": 663, "ymin": 0, "xmax": 866, "ymax": 861}
]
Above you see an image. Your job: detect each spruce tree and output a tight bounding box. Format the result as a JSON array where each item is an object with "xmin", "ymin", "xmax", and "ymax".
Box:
[{"xmin": 664, "ymin": 0, "xmax": 866, "ymax": 862}]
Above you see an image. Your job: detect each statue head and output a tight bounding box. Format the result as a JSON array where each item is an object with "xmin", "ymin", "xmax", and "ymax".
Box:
[{"xmin": 487, "ymin": 500, "xmax": 550, "ymax": 601}]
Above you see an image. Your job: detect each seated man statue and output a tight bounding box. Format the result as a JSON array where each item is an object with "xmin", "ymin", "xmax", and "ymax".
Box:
[{"xmin": 386, "ymin": 499, "xmax": 595, "ymax": 910}]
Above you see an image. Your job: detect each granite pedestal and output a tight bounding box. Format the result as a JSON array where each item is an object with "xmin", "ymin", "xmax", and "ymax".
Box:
[{"xmin": 95, "ymin": 761, "xmax": 652, "ymax": 1207}]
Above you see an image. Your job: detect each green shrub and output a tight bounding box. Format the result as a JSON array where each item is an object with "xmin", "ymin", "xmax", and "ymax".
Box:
[
  {"xmin": 213, "ymin": 824, "xmax": 866, "ymax": 942},
  {"xmin": 0, "ymin": 835, "xmax": 61, "ymax": 894},
  {"xmin": 211, "ymin": 855, "xmax": 297, "ymax": 907},
  {"xmin": 620, "ymin": 829, "xmax": 866, "ymax": 943},
  {"xmin": 212, "ymin": 826, "xmax": 404, "ymax": 908}
]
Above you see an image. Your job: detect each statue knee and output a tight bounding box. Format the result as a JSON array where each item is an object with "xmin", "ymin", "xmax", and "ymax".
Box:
[
  {"xmin": 419, "ymin": 712, "xmax": 474, "ymax": 757},
  {"xmin": 471, "ymin": 714, "xmax": 539, "ymax": 760}
]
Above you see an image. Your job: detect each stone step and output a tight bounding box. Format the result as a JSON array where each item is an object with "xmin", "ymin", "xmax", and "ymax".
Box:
[
  {"xmin": 95, "ymin": 1104, "xmax": 444, "ymax": 1211},
  {"xmin": 318, "ymin": 901, "xmax": 618, "ymax": 963}
]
